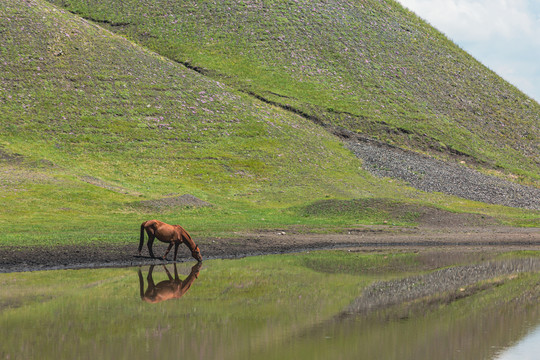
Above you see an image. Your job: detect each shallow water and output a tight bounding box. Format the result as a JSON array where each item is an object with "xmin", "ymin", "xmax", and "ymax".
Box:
[
  {"xmin": 0, "ymin": 252, "xmax": 538, "ymax": 360},
  {"xmin": 494, "ymin": 324, "xmax": 540, "ymax": 360}
]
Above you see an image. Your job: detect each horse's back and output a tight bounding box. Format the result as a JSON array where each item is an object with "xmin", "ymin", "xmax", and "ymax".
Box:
[
  {"xmin": 142, "ymin": 219, "xmax": 161, "ymax": 229},
  {"xmin": 152, "ymin": 221, "xmax": 177, "ymax": 241}
]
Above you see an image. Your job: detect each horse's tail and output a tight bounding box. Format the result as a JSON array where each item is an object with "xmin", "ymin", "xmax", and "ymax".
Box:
[
  {"xmin": 139, "ymin": 221, "xmax": 147, "ymax": 254},
  {"xmin": 137, "ymin": 268, "xmax": 145, "ymax": 299}
]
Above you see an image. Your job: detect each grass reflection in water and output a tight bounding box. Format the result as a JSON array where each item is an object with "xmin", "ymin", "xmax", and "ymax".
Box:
[{"xmin": 0, "ymin": 251, "xmax": 538, "ymax": 360}]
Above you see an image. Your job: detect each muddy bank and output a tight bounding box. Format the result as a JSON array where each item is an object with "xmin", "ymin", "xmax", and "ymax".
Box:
[{"xmin": 0, "ymin": 226, "xmax": 539, "ymax": 273}]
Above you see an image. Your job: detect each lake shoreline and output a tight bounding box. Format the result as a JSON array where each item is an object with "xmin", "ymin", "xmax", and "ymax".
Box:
[{"xmin": 1, "ymin": 225, "xmax": 539, "ymax": 273}]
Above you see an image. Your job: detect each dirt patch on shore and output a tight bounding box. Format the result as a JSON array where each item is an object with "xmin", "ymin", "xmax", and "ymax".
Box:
[{"xmin": 0, "ymin": 226, "xmax": 538, "ymax": 273}]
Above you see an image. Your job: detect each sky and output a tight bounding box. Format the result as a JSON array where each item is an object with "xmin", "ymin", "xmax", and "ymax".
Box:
[{"xmin": 396, "ymin": 0, "xmax": 540, "ymax": 103}]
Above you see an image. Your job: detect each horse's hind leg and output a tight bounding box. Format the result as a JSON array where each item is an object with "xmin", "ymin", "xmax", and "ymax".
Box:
[
  {"xmin": 137, "ymin": 268, "xmax": 145, "ymax": 299},
  {"xmin": 147, "ymin": 234, "xmax": 156, "ymax": 258}
]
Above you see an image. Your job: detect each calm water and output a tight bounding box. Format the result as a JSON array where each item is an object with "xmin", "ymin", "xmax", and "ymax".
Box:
[
  {"xmin": 495, "ymin": 324, "xmax": 540, "ymax": 360},
  {"xmin": 0, "ymin": 253, "xmax": 539, "ymax": 360}
]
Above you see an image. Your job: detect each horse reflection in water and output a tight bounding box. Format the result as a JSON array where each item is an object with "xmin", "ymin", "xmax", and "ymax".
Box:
[{"xmin": 138, "ymin": 262, "xmax": 202, "ymax": 303}]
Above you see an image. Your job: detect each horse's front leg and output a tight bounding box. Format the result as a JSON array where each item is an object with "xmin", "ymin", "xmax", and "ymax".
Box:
[
  {"xmin": 173, "ymin": 262, "xmax": 180, "ymax": 280},
  {"xmin": 173, "ymin": 242, "xmax": 180, "ymax": 262},
  {"xmin": 162, "ymin": 242, "xmax": 174, "ymax": 260}
]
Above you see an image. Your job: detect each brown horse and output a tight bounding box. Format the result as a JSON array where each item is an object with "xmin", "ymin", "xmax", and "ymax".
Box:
[
  {"xmin": 139, "ymin": 219, "xmax": 202, "ymax": 262},
  {"xmin": 138, "ymin": 262, "xmax": 201, "ymax": 303}
]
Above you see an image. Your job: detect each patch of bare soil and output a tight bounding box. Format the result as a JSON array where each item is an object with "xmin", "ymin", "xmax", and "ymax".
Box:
[
  {"xmin": 0, "ymin": 226, "xmax": 538, "ymax": 273},
  {"xmin": 0, "ymin": 147, "xmax": 23, "ymax": 163},
  {"xmin": 134, "ymin": 194, "xmax": 212, "ymax": 210},
  {"xmin": 81, "ymin": 176, "xmax": 142, "ymax": 196}
]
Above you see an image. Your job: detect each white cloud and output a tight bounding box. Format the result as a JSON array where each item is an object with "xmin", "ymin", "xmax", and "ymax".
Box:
[
  {"xmin": 398, "ymin": 0, "xmax": 538, "ymax": 41},
  {"xmin": 397, "ymin": 0, "xmax": 540, "ymax": 102}
]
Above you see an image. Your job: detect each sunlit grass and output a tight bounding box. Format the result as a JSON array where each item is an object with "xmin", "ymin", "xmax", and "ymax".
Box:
[
  {"xmin": 44, "ymin": 0, "xmax": 540, "ymax": 182},
  {"xmin": 0, "ymin": 0, "xmax": 538, "ymax": 248}
]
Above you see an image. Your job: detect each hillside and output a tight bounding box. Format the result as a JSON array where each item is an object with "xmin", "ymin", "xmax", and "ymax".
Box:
[
  {"xmin": 0, "ymin": 0, "xmax": 413, "ymax": 244},
  {"xmin": 45, "ymin": 0, "xmax": 540, "ymax": 182},
  {"xmin": 0, "ymin": 0, "xmax": 538, "ymax": 246}
]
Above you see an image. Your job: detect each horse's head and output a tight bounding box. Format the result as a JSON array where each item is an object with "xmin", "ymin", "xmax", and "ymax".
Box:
[{"xmin": 192, "ymin": 246, "xmax": 203, "ymax": 262}]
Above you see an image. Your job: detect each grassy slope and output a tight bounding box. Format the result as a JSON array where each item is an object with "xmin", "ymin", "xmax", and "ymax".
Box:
[
  {"xmin": 0, "ymin": 0, "xmax": 391, "ymax": 244},
  {"xmin": 0, "ymin": 0, "xmax": 537, "ymax": 245},
  {"xmin": 45, "ymin": 0, "xmax": 539, "ymax": 183}
]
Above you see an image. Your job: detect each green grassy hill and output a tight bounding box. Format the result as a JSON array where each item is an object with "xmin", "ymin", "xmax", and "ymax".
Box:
[
  {"xmin": 0, "ymin": 0, "xmax": 538, "ymax": 245},
  {"xmin": 45, "ymin": 0, "xmax": 540, "ymax": 181}
]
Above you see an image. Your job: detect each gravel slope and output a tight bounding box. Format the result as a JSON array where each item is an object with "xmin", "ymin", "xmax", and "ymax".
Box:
[{"xmin": 348, "ymin": 140, "xmax": 540, "ymax": 210}]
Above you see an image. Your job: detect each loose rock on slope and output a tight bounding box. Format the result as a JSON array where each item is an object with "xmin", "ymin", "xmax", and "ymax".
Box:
[{"xmin": 348, "ymin": 140, "xmax": 540, "ymax": 210}]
